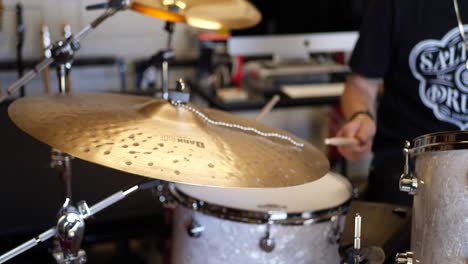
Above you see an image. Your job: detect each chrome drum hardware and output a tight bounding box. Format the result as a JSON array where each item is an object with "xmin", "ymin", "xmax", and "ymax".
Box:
[{"xmin": 398, "ymin": 131, "xmax": 468, "ymax": 264}]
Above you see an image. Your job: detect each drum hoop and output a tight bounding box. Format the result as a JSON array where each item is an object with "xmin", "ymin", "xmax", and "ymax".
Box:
[
  {"xmin": 411, "ymin": 131, "xmax": 468, "ymax": 154},
  {"xmin": 168, "ymin": 184, "xmax": 351, "ymax": 226}
]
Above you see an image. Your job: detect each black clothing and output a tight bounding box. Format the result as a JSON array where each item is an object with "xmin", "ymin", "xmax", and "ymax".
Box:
[
  {"xmin": 350, "ymin": 0, "xmax": 468, "ymax": 205},
  {"xmin": 365, "ymin": 149, "xmax": 412, "ymax": 206},
  {"xmin": 351, "ymin": 0, "xmax": 467, "ymax": 146}
]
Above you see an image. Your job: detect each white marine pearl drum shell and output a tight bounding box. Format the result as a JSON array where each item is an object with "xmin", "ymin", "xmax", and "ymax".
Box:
[
  {"xmin": 411, "ymin": 149, "xmax": 468, "ymax": 264},
  {"xmin": 170, "ymin": 172, "xmax": 352, "ymax": 264}
]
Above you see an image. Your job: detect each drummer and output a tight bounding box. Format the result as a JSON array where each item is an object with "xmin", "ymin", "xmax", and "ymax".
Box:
[{"xmin": 337, "ymin": 0, "xmax": 467, "ymax": 206}]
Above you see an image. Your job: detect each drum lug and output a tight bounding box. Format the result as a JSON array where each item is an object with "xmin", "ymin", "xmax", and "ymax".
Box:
[
  {"xmin": 152, "ymin": 182, "xmax": 177, "ymax": 208},
  {"xmin": 395, "ymin": 251, "xmax": 414, "ymax": 264},
  {"xmin": 328, "ymin": 215, "xmax": 341, "ymax": 244},
  {"xmin": 399, "ymin": 174, "xmax": 418, "ymax": 195},
  {"xmin": 259, "ymin": 222, "xmax": 276, "ymax": 252},
  {"xmin": 186, "ymin": 219, "xmax": 204, "ymax": 238},
  {"xmin": 400, "ymin": 141, "xmax": 418, "ymax": 195}
]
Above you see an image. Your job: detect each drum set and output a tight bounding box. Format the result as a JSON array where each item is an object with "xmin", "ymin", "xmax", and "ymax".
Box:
[{"xmin": 0, "ymin": 1, "xmax": 466, "ymax": 264}]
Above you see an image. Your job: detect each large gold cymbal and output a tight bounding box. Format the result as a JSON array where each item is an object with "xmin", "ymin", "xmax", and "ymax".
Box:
[
  {"xmin": 8, "ymin": 93, "xmax": 328, "ymax": 188},
  {"xmin": 129, "ymin": 0, "xmax": 261, "ymax": 30}
]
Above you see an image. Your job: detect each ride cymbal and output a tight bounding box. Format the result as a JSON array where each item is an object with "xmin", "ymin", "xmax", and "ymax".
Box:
[
  {"xmin": 129, "ymin": 0, "xmax": 261, "ymax": 30},
  {"xmin": 8, "ymin": 93, "xmax": 328, "ymax": 188}
]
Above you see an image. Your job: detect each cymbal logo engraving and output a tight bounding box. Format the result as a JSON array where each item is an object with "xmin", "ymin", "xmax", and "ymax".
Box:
[{"xmin": 160, "ymin": 135, "xmax": 205, "ymax": 148}]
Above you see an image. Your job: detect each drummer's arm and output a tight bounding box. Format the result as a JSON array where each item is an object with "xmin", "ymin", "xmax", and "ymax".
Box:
[{"xmin": 336, "ymin": 73, "xmax": 379, "ymax": 161}]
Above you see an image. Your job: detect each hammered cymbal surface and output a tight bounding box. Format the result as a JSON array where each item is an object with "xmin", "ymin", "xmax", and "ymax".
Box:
[
  {"xmin": 8, "ymin": 92, "xmax": 328, "ymax": 188},
  {"xmin": 130, "ymin": 0, "xmax": 261, "ymax": 30}
]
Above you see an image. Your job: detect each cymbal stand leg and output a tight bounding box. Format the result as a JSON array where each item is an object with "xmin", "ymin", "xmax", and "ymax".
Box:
[
  {"xmin": 0, "ymin": 179, "xmax": 160, "ymax": 264},
  {"xmin": 51, "ymin": 180, "xmax": 158, "ymax": 264},
  {"xmin": 0, "ymin": 0, "xmax": 129, "ymax": 103}
]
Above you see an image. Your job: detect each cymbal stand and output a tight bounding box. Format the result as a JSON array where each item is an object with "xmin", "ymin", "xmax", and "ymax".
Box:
[
  {"xmin": 51, "ymin": 19, "xmax": 75, "ymax": 201},
  {"xmin": 147, "ymin": 21, "xmax": 176, "ymax": 99},
  {"xmin": 0, "ymin": 179, "xmax": 160, "ymax": 264},
  {"xmin": 51, "ymin": 149, "xmax": 79, "ymax": 263},
  {"xmin": 51, "ymin": 17, "xmax": 75, "ymax": 206},
  {"xmin": 49, "ymin": 21, "xmax": 82, "ymax": 260},
  {"xmin": 0, "ymin": 0, "xmax": 130, "ymax": 103},
  {"xmin": 55, "ymin": 43, "xmax": 73, "ymax": 94},
  {"xmin": 55, "ymin": 24, "xmax": 75, "ymax": 94},
  {"xmin": 51, "ymin": 149, "xmax": 74, "ymax": 200}
]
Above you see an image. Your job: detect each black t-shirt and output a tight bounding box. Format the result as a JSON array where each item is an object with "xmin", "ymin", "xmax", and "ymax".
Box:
[{"xmin": 350, "ymin": 0, "xmax": 468, "ymax": 152}]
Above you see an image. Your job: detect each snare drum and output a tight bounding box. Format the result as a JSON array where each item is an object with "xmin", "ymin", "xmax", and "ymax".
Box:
[
  {"xmin": 169, "ymin": 172, "xmax": 352, "ymax": 264},
  {"xmin": 398, "ymin": 131, "xmax": 468, "ymax": 264}
]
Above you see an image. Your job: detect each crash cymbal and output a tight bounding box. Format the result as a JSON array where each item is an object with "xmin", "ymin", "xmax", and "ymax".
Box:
[
  {"xmin": 130, "ymin": 1, "xmax": 186, "ymax": 23},
  {"xmin": 8, "ymin": 92, "xmax": 328, "ymax": 188},
  {"xmin": 129, "ymin": 0, "xmax": 261, "ymax": 30}
]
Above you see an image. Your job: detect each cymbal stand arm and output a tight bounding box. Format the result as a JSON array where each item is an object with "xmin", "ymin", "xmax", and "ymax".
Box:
[
  {"xmin": 0, "ymin": 179, "xmax": 159, "ymax": 264},
  {"xmin": 0, "ymin": 0, "xmax": 128, "ymax": 103},
  {"xmin": 86, "ymin": 179, "xmax": 159, "ymax": 215}
]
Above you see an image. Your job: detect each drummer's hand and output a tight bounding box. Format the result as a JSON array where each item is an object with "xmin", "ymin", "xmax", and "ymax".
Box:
[{"xmin": 336, "ymin": 115, "xmax": 376, "ymax": 161}]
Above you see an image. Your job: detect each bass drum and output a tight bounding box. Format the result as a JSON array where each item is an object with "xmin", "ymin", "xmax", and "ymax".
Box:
[{"xmin": 169, "ymin": 172, "xmax": 353, "ymax": 264}]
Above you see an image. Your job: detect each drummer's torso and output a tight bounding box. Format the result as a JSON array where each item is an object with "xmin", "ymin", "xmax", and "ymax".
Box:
[{"xmin": 376, "ymin": 0, "xmax": 468, "ymax": 146}]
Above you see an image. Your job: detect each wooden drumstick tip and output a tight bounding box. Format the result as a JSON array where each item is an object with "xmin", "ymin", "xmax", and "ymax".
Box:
[
  {"xmin": 255, "ymin": 94, "xmax": 281, "ymax": 122},
  {"xmin": 324, "ymin": 137, "xmax": 360, "ymax": 146}
]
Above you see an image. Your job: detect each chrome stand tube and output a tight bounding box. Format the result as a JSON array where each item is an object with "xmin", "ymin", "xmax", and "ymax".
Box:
[
  {"xmin": 0, "ymin": 228, "xmax": 56, "ymax": 264},
  {"xmin": 162, "ymin": 60, "xmax": 169, "ymax": 100},
  {"xmin": 51, "ymin": 149, "xmax": 73, "ymax": 200},
  {"xmin": 57, "ymin": 64, "xmax": 71, "ymax": 94}
]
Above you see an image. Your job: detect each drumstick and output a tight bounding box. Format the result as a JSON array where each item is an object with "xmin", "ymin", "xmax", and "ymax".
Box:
[
  {"xmin": 40, "ymin": 24, "xmax": 51, "ymax": 93},
  {"xmin": 255, "ymin": 94, "xmax": 280, "ymax": 122},
  {"xmin": 62, "ymin": 24, "xmax": 72, "ymax": 91},
  {"xmin": 324, "ymin": 137, "xmax": 359, "ymax": 146}
]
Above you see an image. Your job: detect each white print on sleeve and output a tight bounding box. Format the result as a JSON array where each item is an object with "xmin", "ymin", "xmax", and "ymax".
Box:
[{"xmin": 409, "ymin": 26, "xmax": 468, "ymax": 129}]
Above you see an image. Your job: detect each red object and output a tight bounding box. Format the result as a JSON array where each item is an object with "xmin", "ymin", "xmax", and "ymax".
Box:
[
  {"xmin": 231, "ymin": 56, "xmax": 244, "ymax": 88},
  {"xmin": 198, "ymin": 33, "xmax": 230, "ymax": 41},
  {"xmin": 333, "ymin": 51, "xmax": 346, "ymax": 65}
]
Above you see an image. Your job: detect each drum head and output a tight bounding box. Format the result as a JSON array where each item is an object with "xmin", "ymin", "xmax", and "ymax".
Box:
[{"xmin": 175, "ymin": 172, "xmax": 352, "ymax": 213}]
